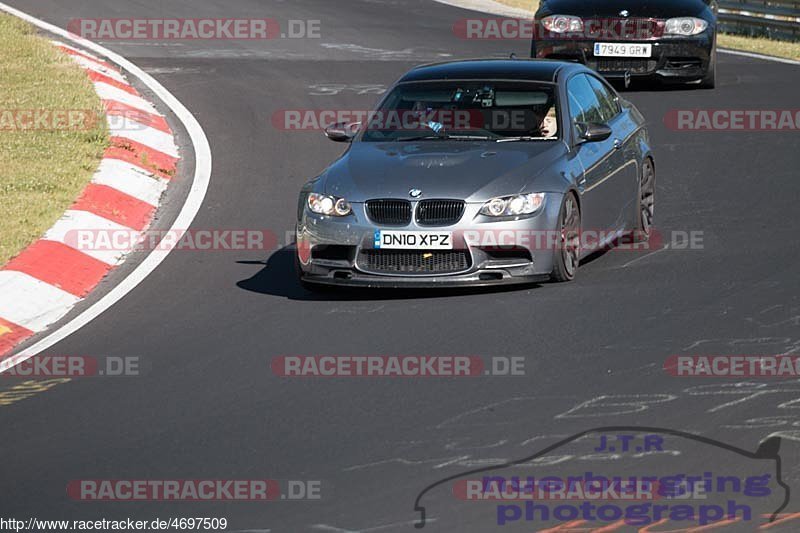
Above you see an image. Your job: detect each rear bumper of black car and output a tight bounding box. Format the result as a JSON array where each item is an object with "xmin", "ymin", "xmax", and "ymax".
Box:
[{"xmin": 532, "ymin": 34, "xmax": 714, "ymax": 82}]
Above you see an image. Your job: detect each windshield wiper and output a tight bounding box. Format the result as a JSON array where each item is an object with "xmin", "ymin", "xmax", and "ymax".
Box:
[
  {"xmin": 398, "ymin": 135, "xmax": 448, "ymax": 142},
  {"xmin": 398, "ymin": 135, "xmax": 495, "ymax": 142},
  {"xmin": 398, "ymin": 134, "xmax": 494, "ymax": 142},
  {"xmin": 448, "ymin": 134, "xmax": 495, "ymax": 141},
  {"xmin": 495, "ymin": 136, "xmax": 553, "ymax": 143}
]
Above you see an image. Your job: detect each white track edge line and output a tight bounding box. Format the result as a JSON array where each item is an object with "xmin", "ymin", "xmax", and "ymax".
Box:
[
  {"xmin": 718, "ymin": 47, "xmax": 800, "ymax": 66},
  {"xmin": 0, "ymin": 2, "xmax": 212, "ymax": 372}
]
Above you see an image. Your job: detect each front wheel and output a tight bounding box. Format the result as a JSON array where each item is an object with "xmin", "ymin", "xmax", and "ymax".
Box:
[
  {"xmin": 294, "ymin": 246, "xmax": 319, "ymax": 292},
  {"xmin": 550, "ymin": 193, "xmax": 581, "ymax": 283},
  {"xmin": 698, "ymin": 51, "xmax": 716, "ymax": 89},
  {"xmin": 633, "ymin": 158, "xmax": 655, "ymax": 242}
]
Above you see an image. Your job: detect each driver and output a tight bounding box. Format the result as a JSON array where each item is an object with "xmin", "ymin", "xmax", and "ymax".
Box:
[{"xmin": 540, "ymin": 106, "xmax": 558, "ymax": 138}]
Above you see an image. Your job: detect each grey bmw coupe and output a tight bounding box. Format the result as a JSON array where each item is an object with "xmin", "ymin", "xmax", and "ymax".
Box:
[{"xmin": 296, "ymin": 59, "xmax": 655, "ymax": 288}]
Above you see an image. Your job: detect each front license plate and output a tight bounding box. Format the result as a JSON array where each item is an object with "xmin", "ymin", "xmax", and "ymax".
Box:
[
  {"xmin": 374, "ymin": 230, "xmax": 453, "ymax": 250},
  {"xmin": 594, "ymin": 43, "xmax": 652, "ymax": 57}
]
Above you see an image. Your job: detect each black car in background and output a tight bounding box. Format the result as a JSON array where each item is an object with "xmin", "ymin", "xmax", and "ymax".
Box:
[{"xmin": 531, "ymin": 0, "xmax": 718, "ymax": 88}]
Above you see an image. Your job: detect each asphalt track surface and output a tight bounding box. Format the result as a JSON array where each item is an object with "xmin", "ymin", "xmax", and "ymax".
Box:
[{"xmin": 1, "ymin": 1, "xmax": 800, "ymax": 531}]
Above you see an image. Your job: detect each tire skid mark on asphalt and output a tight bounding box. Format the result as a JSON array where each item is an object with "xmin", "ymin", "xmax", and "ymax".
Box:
[
  {"xmin": 341, "ymin": 385, "xmax": 800, "ymax": 475},
  {"xmin": 617, "ymin": 244, "xmax": 670, "ymax": 268},
  {"xmin": 320, "ymin": 43, "xmax": 454, "ymax": 60},
  {"xmin": 343, "ymin": 455, "xmax": 473, "ymax": 472},
  {"xmin": 339, "ymin": 426, "xmax": 690, "ymax": 474},
  {"xmin": 682, "ymin": 336, "xmax": 796, "ymax": 352},
  {"xmin": 0, "ymin": 378, "xmax": 71, "ymax": 408},
  {"xmin": 308, "ymin": 83, "xmax": 387, "ymax": 96},
  {"xmin": 311, "ymin": 519, "xmax": 437, "ymax": 532}
]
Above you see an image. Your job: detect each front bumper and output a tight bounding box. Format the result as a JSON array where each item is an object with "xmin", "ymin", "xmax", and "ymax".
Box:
[
  {"xmin": 296, "ymin": 196, "xmax": 564, "ymax": 288},
  {"xmin": 533, "ymin": 34, "xmax": 714, "ymax": 81},
  {"xmin": 300, "ymin": 270, "xmax": 551, "ymax": 289}
]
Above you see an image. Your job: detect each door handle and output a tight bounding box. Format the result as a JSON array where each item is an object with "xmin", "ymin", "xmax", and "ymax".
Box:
[{"xmin": 613, "ymin": 139, "xmax": 623, "ymax": 150}]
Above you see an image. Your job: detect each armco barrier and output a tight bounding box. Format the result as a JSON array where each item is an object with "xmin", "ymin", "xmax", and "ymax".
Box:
[{"xmin": 718, "ymin": 0, "xmax": 800, "ymax": 41}]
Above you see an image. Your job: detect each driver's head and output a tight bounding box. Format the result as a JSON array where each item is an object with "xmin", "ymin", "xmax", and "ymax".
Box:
[{"xmin": 541, "ymin": 106, "xmax": 557, "ymax": 138}]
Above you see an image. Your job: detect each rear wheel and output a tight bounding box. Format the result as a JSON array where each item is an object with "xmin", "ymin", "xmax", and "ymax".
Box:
[
  {"xmin": 633, "ymin": 158, "xmax": 655, "ymax": 242},
  {"xmin": 550, "ymin": 193, "xmax": 581, "ymax": 283}
]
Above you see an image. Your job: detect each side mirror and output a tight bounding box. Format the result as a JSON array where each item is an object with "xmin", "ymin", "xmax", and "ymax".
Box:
[
  {"xmin": 577, "ymin": 122, "xmax": 613, "ymax": 143},
  {"xmin": 324, "ymin": 121, "xmax": 360, "ymax": 142}
]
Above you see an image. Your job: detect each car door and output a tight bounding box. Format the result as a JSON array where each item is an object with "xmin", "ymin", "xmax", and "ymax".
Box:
[
  {"xmin": 585, "ymin": 74, "xmax": 640, "ymax": 231},
  {"xmin": 566, "ymin": 73, "xmax": 620, "ymax": 238}
]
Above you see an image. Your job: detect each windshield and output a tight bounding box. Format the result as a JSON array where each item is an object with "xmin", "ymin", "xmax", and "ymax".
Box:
[{"xmin": 359, "ymin": 80, "xmax": 559, "ymax": 142}]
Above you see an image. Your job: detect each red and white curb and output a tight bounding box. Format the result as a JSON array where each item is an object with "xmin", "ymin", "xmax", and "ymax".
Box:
[
  {"xmin": 432, "ymin": 0, "xmax": 535, "ymax": 18},
  {"xmin": 0, "ymin": 42, "xmax": 179, "ymax": 358}
]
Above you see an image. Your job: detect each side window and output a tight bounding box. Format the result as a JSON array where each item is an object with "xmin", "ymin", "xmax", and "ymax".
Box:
[
  {"xmin": 586, "ymin": 75, "xmax": 621, "ymax": 122},
  {"xmin": 566, "ymin": 74, "xmax": 603, "ymax": 129}
]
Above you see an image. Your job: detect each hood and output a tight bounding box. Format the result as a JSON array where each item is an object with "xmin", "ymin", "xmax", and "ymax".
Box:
[
  {"xmin": 539, "ymin": 0, "xmax": 711, "ymax": 18},
  {"xmin": 320, "ymin": 140, "xmax": 568, "ymax": 203}
]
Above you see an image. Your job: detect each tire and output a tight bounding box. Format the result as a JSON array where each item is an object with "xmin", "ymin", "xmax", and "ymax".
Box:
[
  {"xmin": 633, "ymin": 158, "xmax": 656, "ymax": 243},
  {"xmin": 698, "ymin": 51, "xmax": 716, "ymax": 89},
  {"xmin": 294, "ymin": 248, "xmax": 316, "ymax": 291},
  {"xmin": 550, "ymin": 193, "xmax": 581, "ymax": 283},
  {"xmin": 294, "ymin": 249, "xmax": 337, "ymax": 293}
]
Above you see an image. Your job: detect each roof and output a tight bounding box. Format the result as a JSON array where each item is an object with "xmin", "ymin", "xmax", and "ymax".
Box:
[{"xmin": 398, "ymin": 59, "xmax": 581, "ymax": 84}]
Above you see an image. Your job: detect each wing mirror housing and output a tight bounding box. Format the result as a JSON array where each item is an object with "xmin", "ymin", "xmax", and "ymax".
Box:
[
  {"xmin": 578, "ymin": 122, "xmax": 613, "ymax": 143},
  {"xmin": 324, "ymin": 121, "xmax": 360, "ymax": 142}
]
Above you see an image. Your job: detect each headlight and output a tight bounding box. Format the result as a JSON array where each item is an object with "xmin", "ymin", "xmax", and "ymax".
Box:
[
  {"xmin": 664, "ymin": 17, "xmax": 708, "ymax": 36},
  {"xmin": 480, "ymin": 193, "xmax": 546, "ymax": 217},
  {"xmin": 541, "ymin": 15, "xmax": 584, "ymax": 34},
  {"xmin": 307, "ymin": 193, "xmax": 352, "ymax": 216}
]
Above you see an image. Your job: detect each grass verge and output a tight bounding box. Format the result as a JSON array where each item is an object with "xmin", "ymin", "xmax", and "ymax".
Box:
[
  {"xmin": 0, "ymin": 13, "xmax": 108, "ymax": 266},
  {"xmin": 718, "ymin": 34, "xmax": 800, "ymax": 61},
  {"xmin": 493, "ymin": 0, "xmax": 800, "ymax": 62},
  {"xmin": 494, "ymin": 0, "xmax": 539, "ymax": 11}
]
